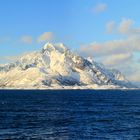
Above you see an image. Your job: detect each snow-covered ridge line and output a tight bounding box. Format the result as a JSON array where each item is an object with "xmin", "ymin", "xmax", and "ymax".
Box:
[{"xmin": 0, "ymin": 42, "xmax": 136, "ymax": 89}]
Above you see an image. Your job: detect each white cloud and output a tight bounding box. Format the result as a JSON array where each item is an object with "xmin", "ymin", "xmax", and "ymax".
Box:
[
  {"xmin": 37, "ymin": 32, "xmax": 54, "ymax": 43},
  {"xmin": 106, "ymin": 21, "xmax": 115, "ymax": 33},
  {"xmin": 79, "ymin": 36, "xmax": 140, "ymax": 58},
  {"xmin": 20, "ymin": 32, "xmax": 55, "ymax": 44},
  {"xmin": 92, "ymin": 3, "xmax": 107, "ymax": 14},
  {"xmin": 118, "ymin": 18, "xmax": 133, "ymax": 34},
  {"xmin": 0, "ymin": 55, "xmax": 20, "ymax": 64},
  {"xmin": 128, "ymin": 70, "xmax": 140, "ymax": 82},
  {"xmin": 103, "ymin": 53, "xmax": 132, "ymax": 66},
  {"xmin": 20, "ymin": 36, "xmax": 33, "ymax": 44},
  {"xmin": 107, "ymin": 18, "xmax": 140, "ymax": 36}
]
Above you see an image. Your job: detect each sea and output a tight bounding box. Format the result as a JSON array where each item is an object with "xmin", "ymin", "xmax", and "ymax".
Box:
[{"xmin": 0, "ymin": 89, "xmax": 140, "ymax": 140}]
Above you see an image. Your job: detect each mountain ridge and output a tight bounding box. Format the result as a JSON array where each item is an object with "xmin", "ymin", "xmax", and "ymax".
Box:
[{"xmin": 0, "ymin": 43, "xmax": 135, "ymax": 89}]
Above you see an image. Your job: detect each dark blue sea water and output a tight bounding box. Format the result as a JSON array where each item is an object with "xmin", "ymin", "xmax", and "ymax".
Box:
[{"xmin": 0, "ymin": 90, "xmax": 140, "ymax": 140}]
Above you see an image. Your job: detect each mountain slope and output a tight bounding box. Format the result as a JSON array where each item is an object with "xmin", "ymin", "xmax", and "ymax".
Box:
[{"xmin": 0, "ymin": 43, "xmax": 135, "ymax": 89}]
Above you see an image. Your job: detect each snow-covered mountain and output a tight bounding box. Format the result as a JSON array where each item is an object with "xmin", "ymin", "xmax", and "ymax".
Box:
[{"xmin": 0, "ymin": 43, "xmax": 135, "ymax": 89}]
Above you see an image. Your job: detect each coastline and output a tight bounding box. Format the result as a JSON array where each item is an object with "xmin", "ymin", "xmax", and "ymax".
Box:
[{"xmin": 0, "ymin": 85, "xmax": 139, "ymax": 90}]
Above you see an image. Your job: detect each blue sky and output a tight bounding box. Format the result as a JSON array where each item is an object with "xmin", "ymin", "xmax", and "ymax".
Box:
[
  {"xmin": 0, "ymin": 0, "xmax": 139, "ymax": 53},
  {"xmin": 0, "ymin": 0, "xmax": 140, "ymax": 84}
]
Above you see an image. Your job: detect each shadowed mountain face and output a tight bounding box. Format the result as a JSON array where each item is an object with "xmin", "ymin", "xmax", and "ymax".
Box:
[{"xmin": 0, "ymin": 43, "xmax": 135, "ymax": 89}]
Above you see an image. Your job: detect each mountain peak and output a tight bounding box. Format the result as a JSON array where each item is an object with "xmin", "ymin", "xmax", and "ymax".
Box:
[{"xmin": 42, "ymin": 42, "xmax": 68, "ymax": 54}]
